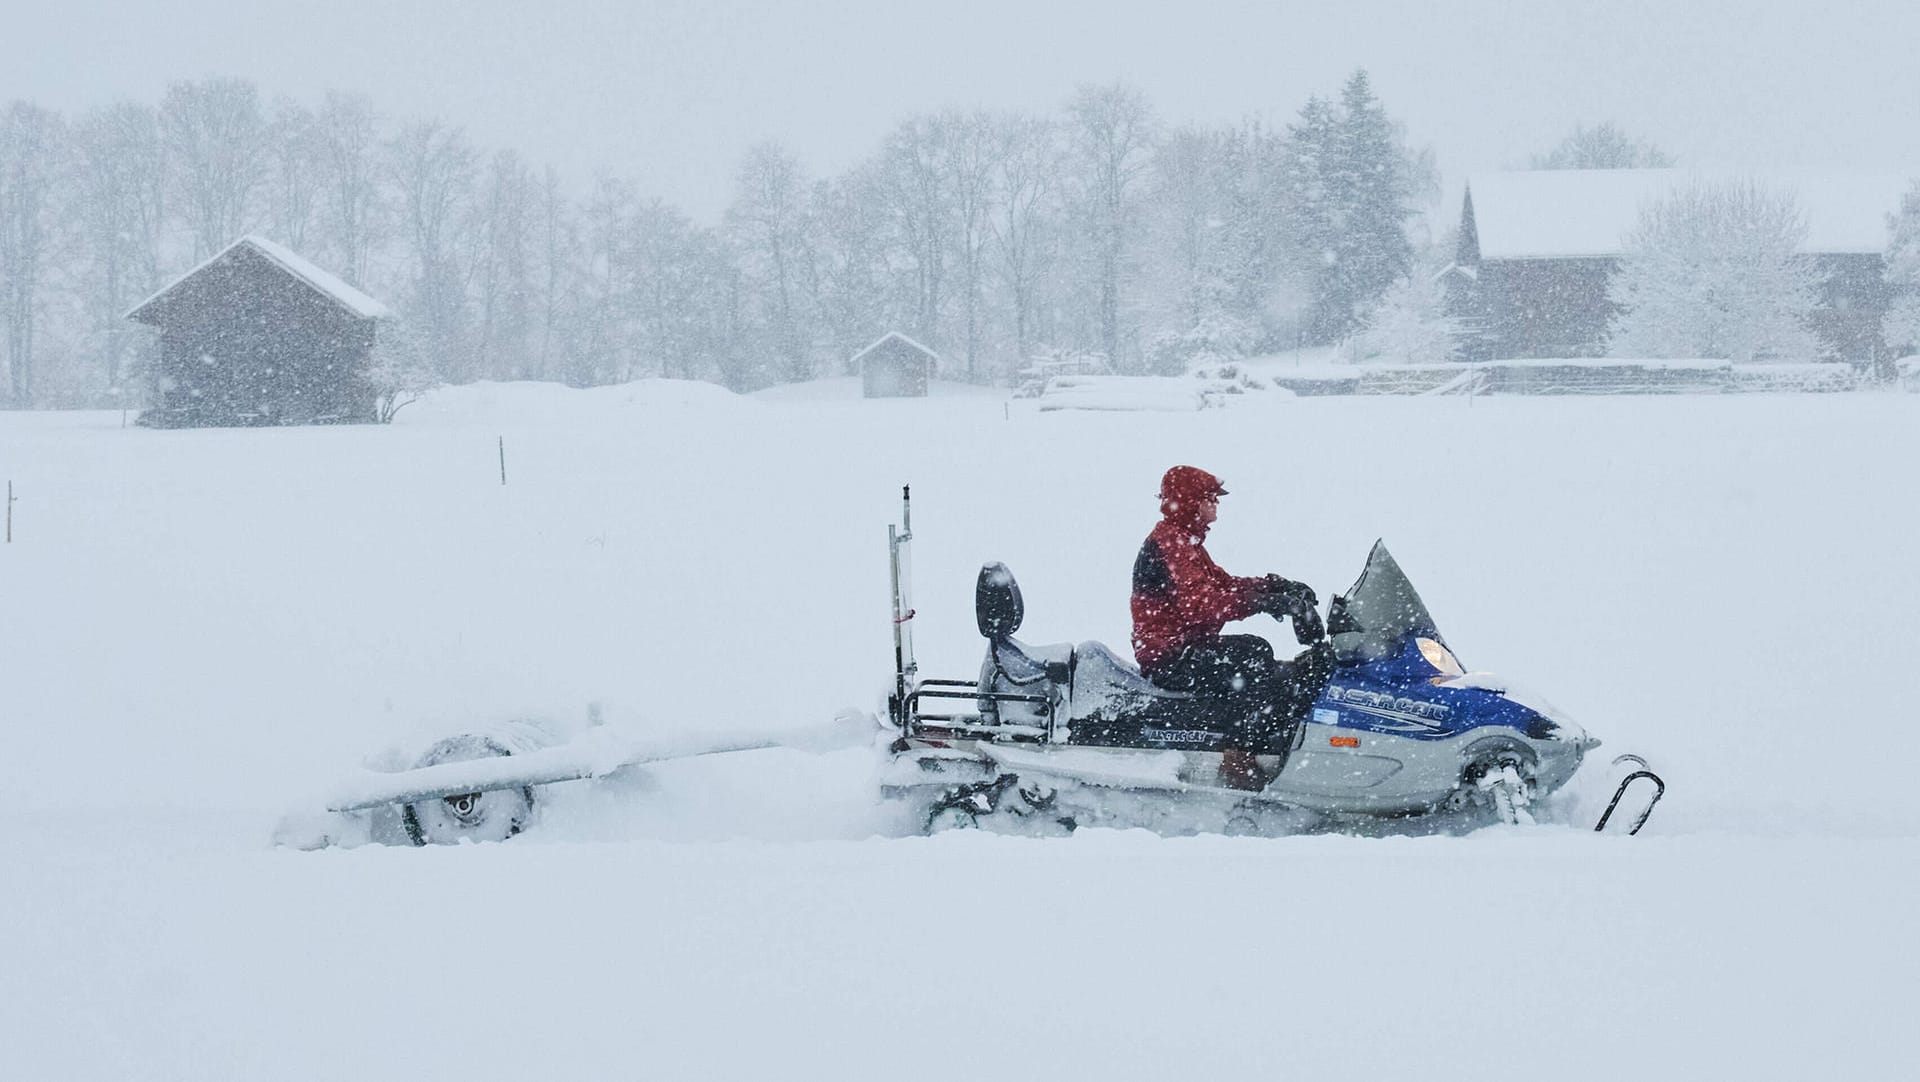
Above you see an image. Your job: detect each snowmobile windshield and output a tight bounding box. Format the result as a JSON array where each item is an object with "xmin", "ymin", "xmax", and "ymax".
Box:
[{"xmin": 1329, "ymin": 541, "xmax": 1449, "ymax": 664}]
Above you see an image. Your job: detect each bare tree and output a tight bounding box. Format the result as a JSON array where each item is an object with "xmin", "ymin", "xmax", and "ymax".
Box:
[
  {"xmin": 1150, "ymin": 126, "xmax": 1232, "ymax": 335},
  {"xmin": 533, "ymin": 165, "xmax": 575, "ymax": 382},
  {"xmin": 1532, "ymin": 122, "xmax": 1672, "ymax": 170},
  {"xmin": 945, "ymin": 111, "xmax": 1000, "ymax": 381},
  {"xmin": 803, "ymin": 168, "xmax": 895, "ymax": 374},
  {"xmin": 629, "ymin": 197, "xmax": 718, "ymax": 381},
  {"xmin": 72, "ymin": 101, "xmax": 166, "ymax": 390},
  {"xmin": 474, "ymin": 149, "xmax": 536, "ymax": 379},
  {"xmin": 991, "ymin": 113, "xmax": 1060, "ymax": 367},
  {"xmin": 0, "ymin": 101, "xmax": 64, "ymax": 406},
  {"xmin": 387, "ymin": 119, "xmax": 477, "ymax": 381},
  {"xmin": 162, "ymin": 78, "xmax": 265, "ymax": 257},
  {"xmin": 368, "ymin": 319, "xmax": 439, "ymax": 422},
  {"xmin": 264, "ymin": 97, "xmax": 323, "ymax": 252},
  {"xmin": 726, "ymin": 141, "xmax": 812, "ymax": 382},
  {"xmin": 1067, "ymin": 83, "xmax": 1155, "ymax": 370},
  {"xmin": 878, "ymin": 116, "xmax": 951, "ymax": 351},
  {"xmin": 575, "ymin": 173, "xmax": 633, "ymax": 385},
  {"xmin": 1609, "ymin": 180, "xmax": 1822, "ymax": 361},
  {"xmin": 316, "ymin": 92, "xmax": 383, "ymax": 286}
]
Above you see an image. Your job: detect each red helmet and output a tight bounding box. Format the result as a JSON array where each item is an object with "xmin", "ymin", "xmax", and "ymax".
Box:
[{"xmin": 1159, "ymin": 465, "xmax": 1227, "ymax": 503}]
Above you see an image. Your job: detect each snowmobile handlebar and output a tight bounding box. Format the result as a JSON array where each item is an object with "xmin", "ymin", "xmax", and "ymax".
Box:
[{"xmin": 1259, "ymin": 577, "xmax": 1326, "ymax": 645}]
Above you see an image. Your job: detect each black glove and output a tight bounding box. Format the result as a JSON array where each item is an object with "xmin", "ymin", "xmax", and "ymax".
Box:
[
  {"xmin": 1262, "ymin": 575, "xmax": 1318, "ymax": 618},
  {"xmin": 1291, "ymin": 605, "xmax": 1325, "ymax": 645}
]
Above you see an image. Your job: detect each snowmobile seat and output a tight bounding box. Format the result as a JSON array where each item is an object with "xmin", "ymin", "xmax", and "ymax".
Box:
[
  {"xmin": 1071, "ymin": 640, "xmax": 1168, "ymax": 699},
  {"xmin": 1065, "ymin": 640, "xmax": 1269, "ymax": 751},
  {"xmin": 990, "ymin": 637, "xmax": 1074, "ymax": 686},
  {"xmin": 981, "ymin": 636, "xmax": 1074, "ymax": 728}
]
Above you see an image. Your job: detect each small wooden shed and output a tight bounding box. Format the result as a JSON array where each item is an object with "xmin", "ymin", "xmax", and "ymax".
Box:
[
  {"xmin": 853, "ymin": 332, "xmax": 936, "ymax": 398},
  {"xmin": 127, "ymin": 235, "xmax": 391, "ymax": 427}
]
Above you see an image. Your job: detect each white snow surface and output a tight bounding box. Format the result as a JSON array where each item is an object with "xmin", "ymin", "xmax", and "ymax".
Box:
[
  {"xmin": 1467, "ymin": 169, "xmax": 1913, "ymax": 259},
  {"xmin": 3, "ymin": 380, "xmax": 1917, "ymax": 1080}
]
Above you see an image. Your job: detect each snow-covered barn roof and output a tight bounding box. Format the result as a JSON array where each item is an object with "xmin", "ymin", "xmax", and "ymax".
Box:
[
  {"xmin": 127, "ymin": 235, "xmax": 391, "ymax": 323},
  {"xmin": 1465, "ymin": 170, "xmax": 1912, "ymax": 260}
]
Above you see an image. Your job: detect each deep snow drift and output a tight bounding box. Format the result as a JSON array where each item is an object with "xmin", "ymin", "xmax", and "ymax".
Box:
[{"xmin": 2, "ymin": 380, "xmax": 1916, "ymax": 1080}]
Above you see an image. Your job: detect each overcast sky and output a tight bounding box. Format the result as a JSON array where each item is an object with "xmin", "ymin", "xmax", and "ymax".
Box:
[{"xmin": 13, "ymin": 0, "xmax": 1920, "ymax": 223}]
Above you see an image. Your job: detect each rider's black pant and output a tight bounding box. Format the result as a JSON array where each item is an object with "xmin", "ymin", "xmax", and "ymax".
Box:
[{"xmin": 1145, "ymin": 635, "xmax": 1335, "ymax": 750}]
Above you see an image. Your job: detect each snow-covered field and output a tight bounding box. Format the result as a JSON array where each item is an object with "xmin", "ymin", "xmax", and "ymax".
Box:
[{"xmin": 3, "ymin": 381, "xmax": 1917, "ymax": 1080}]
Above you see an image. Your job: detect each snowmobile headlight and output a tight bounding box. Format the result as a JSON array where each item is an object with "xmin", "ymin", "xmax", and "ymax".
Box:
[{"xmin": 1416, "ymin": 636, "xmax": 1464, "ymax": 677}]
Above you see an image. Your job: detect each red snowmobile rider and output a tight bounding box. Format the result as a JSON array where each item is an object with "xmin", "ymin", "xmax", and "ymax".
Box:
[{"xmin": 1130, "ymin": 465, "xmax": 1331, "ymax": 789}]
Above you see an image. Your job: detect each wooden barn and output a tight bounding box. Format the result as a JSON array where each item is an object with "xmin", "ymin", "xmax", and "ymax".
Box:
[
  {"xmin": 128, "ymin": 235, "xmax": 391, "ymax": 427},
  {"xmin": 1446, "ymin": 170, "xmax": 1905, "ymax": 363},
  {"xmin": 853, "ymin": 331, "xmax": 935, "ymax": 398}
]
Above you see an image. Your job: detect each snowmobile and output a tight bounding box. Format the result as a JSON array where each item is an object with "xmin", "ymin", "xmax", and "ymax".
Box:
[{"xmin": 879, "ymin": 487, "xmax": 1664, "ymax": 836}]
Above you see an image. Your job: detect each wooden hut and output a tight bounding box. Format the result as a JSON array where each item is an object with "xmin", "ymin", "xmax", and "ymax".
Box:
[
  {"xmin": 853, "ymin": 332, "xmax": 936, "ymax": 398},
  {"xmin": 127, "ymin": 236, "xmax": 391, "ymax": 427}
]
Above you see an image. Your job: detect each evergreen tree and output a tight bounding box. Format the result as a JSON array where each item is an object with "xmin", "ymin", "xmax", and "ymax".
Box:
[
  {"xmin": 1282, "ymin": 72, "xmax": 1417, "ymax": 345},
  {"xmin": 1324, "ymin": 71, "xmax": 1414, "ymax": 341},
  {"xmin": 1280, "ymin": 95, "xmax": 1340, "ymax": 343}
]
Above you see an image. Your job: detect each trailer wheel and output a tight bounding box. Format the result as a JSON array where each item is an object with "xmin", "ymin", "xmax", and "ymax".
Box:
[{"xmin": 400, "ymin": 734, "xmax": 536, "ymax": 845}]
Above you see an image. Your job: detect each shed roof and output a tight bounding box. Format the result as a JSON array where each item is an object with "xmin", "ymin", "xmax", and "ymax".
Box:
[
  {"xmin": 1465, "ymin": 170, "xmax": 1911, "ymax": 260},
  {"xmin": 850, "ymin": 331, "xmax": 937, "ymax": 368},
  {"xmin": 127, "ymin": 234, "xmax": 391, "ymax": 323}
]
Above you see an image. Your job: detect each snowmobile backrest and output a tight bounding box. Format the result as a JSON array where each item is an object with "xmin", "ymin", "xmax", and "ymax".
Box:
[{"xmin": 976, "ymin": 562, "xmax": 1024, "ymax": 639}]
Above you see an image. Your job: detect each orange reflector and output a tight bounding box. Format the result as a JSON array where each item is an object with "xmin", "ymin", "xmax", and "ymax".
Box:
[{"xmin": 1329, "ymin": 736, "xmax": 1360, "ymax": 748}]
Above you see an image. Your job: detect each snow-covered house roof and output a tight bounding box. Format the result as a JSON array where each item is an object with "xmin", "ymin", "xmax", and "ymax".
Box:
[
  {"xmin": 127, "ymin": 235, "xmax": 391, "ymax": 323},
  {"xmin": 1465, "ymin": 170, "xmax": 1912, "ymax": 260}
]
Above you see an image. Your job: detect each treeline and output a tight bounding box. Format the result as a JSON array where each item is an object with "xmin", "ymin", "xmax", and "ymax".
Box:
[{"xmin": 0, "ymin": 72, "xmax": 1433, "ymax": 406}]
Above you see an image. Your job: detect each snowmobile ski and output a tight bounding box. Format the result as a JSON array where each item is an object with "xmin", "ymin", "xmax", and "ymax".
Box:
[{"xmin": 1593, "ymin": 753, "xmax": 1665, "ymax": 835}]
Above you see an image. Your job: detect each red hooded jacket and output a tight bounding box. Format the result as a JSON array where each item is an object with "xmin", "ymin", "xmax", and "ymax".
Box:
[{"xmin": 1130, "ymin": 472, "xmax": 1268, "ymax": 672}]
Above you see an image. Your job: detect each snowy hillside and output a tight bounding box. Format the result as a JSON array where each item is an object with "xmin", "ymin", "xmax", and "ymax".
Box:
[{"xmin": 3, "ymin": 382, "xmax": 1917, "ymax": 1079}]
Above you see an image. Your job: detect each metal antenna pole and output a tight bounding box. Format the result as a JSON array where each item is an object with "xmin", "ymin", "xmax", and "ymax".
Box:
[
  {"xmin": 888, "ymin": 485, "xmax": 918, "ymax": 725},
  {"xmin": 890, "ymin": 524, "xmax": 905, "ymax": 713}
]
